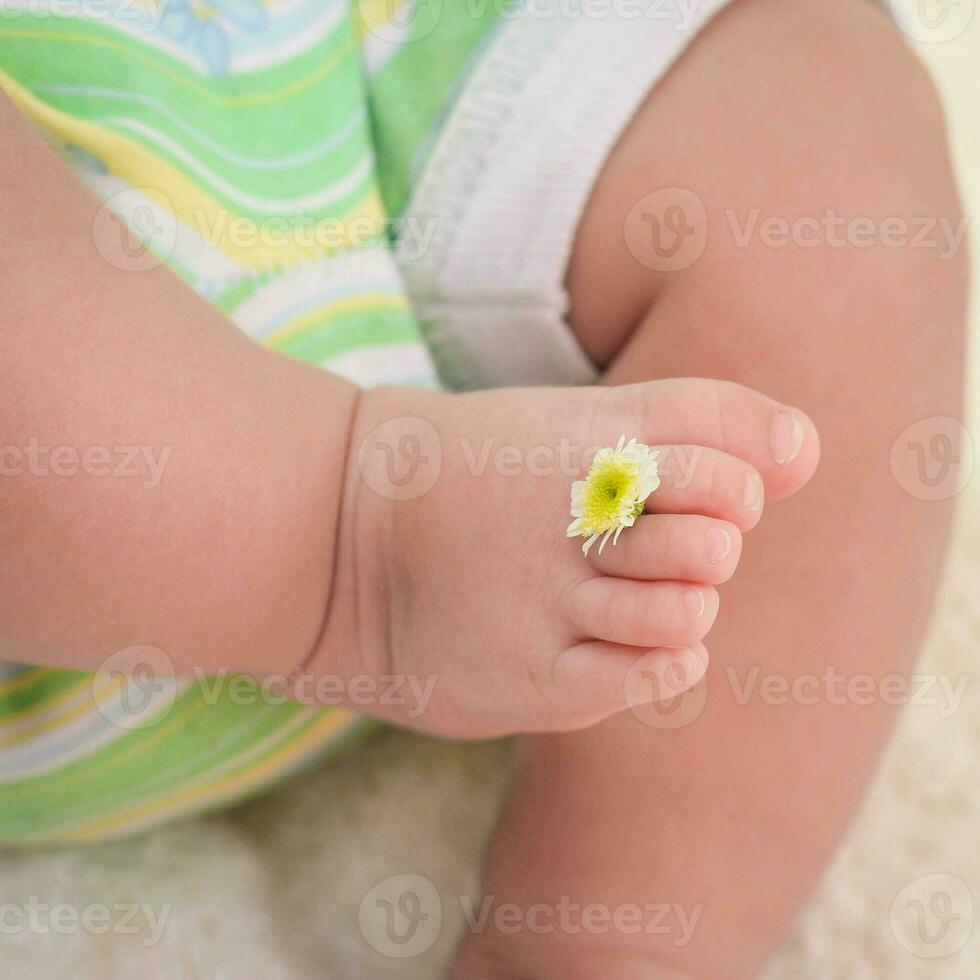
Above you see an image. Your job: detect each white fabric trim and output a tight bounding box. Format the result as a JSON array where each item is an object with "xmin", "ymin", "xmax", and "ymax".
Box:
[{"xmin": 396, "ymin": 0, "xmax": 740, "ymax": 389}]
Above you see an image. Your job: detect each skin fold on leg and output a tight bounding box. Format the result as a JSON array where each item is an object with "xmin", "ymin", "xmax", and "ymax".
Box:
[{"xmin": 451, "ymin": 0, "xmax": 969, "ymax": 977}]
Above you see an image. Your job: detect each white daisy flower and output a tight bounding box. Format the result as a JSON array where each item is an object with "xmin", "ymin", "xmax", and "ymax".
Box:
[{"xmin": 566, "ymin": 436, "xmax": 661, "ymax": 556}]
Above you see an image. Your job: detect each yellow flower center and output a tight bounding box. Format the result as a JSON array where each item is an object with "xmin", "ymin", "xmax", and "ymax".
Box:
[{"xmin": 583, "ymin": 461, "xmax": 639, "ymax": 528}]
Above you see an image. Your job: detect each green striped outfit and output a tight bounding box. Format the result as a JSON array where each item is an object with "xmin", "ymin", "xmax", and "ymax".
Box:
[{"xmin": 0, "ymin": 0, "xmax": 499, "ymax": 844}]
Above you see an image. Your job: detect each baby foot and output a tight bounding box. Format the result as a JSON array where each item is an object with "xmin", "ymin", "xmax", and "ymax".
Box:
[{"xmin": 313, "ymin": 378, "xmax": 818, "ymax": 737}]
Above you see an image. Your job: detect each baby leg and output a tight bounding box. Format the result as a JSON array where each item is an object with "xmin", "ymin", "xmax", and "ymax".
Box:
[{"xmin": 453, "ymin": 0, "xmax": 968, "ymax": 976}]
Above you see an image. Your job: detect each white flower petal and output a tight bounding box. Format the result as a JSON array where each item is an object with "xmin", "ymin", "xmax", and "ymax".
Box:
[{"xmin": 597, "ymin": 527, "xmax": 615, "ymax": 555}]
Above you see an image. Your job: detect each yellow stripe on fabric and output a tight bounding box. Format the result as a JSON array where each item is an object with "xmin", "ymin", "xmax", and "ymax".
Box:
[
  {"xmin": 177, "ymin": 188, "xmax": 388, "ymax": 268},
  {"xmin": 0, "ymin": 71, "xmax": 384, "ymax": 269},
  {"xmin": 265, "ymin": 292, "xmax": 408, "ymax": 346},
  {"xmin": 26, "ymin": 690, "xmax": 213, "ymax": 790},
  {"xmin": 0, "ymin": 668, "xmax": 53, "ymax": 699},
  {"xmin": 64, "ymin": 708, "xmax": 358, "ymax": 841},
  {"xmin": 0, "ymin": 28, "xmax": 355, "ymax": 107},
  {"xmin": 0, "ymin": 675, "xmax": 94, "ymax": 732},
  {"xmin": 0, "ymin": 676, "xmax": 122, "ymax": 749},
  {"xmin": 355, "ymin": 0, "xmax": 405, "ymax": 37}
]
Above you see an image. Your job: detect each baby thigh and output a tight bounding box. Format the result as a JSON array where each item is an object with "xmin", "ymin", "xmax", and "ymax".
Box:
[{"xmin": 463, "ymin": 1, "xmax": 969, "ymax": 978}]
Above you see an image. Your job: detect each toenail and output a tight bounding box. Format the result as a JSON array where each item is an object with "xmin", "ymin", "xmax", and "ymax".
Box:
[
  {"xmin": 770, "ymin": 410, "xmax": 805, "ymax": 465},
  {"xmin": 661, "ymin": 648, "xmax": 702, "ymax": 694},
  {"xmin": 744, "ymin": 471, "xmax": 764, "ymax": 511},
  {"xmin": 676, "ymin": 646, "xmax": 709, "ymax": 688},
  {"xmin": 682, "ymin": 587, "xmax": 705, "ymax": 621},
  {"xmin": 706, "ymin": 527, "xmax": 732, "ymax": 564}
]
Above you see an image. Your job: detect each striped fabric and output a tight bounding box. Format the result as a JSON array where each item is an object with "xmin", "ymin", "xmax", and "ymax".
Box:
[
  {"xmin": 0, "ymin": 0, "xmax": 478, "ymax": 844},
  {"xmin": 355, "ymin": 0, "xmax": 503, "ymax": 220}
]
